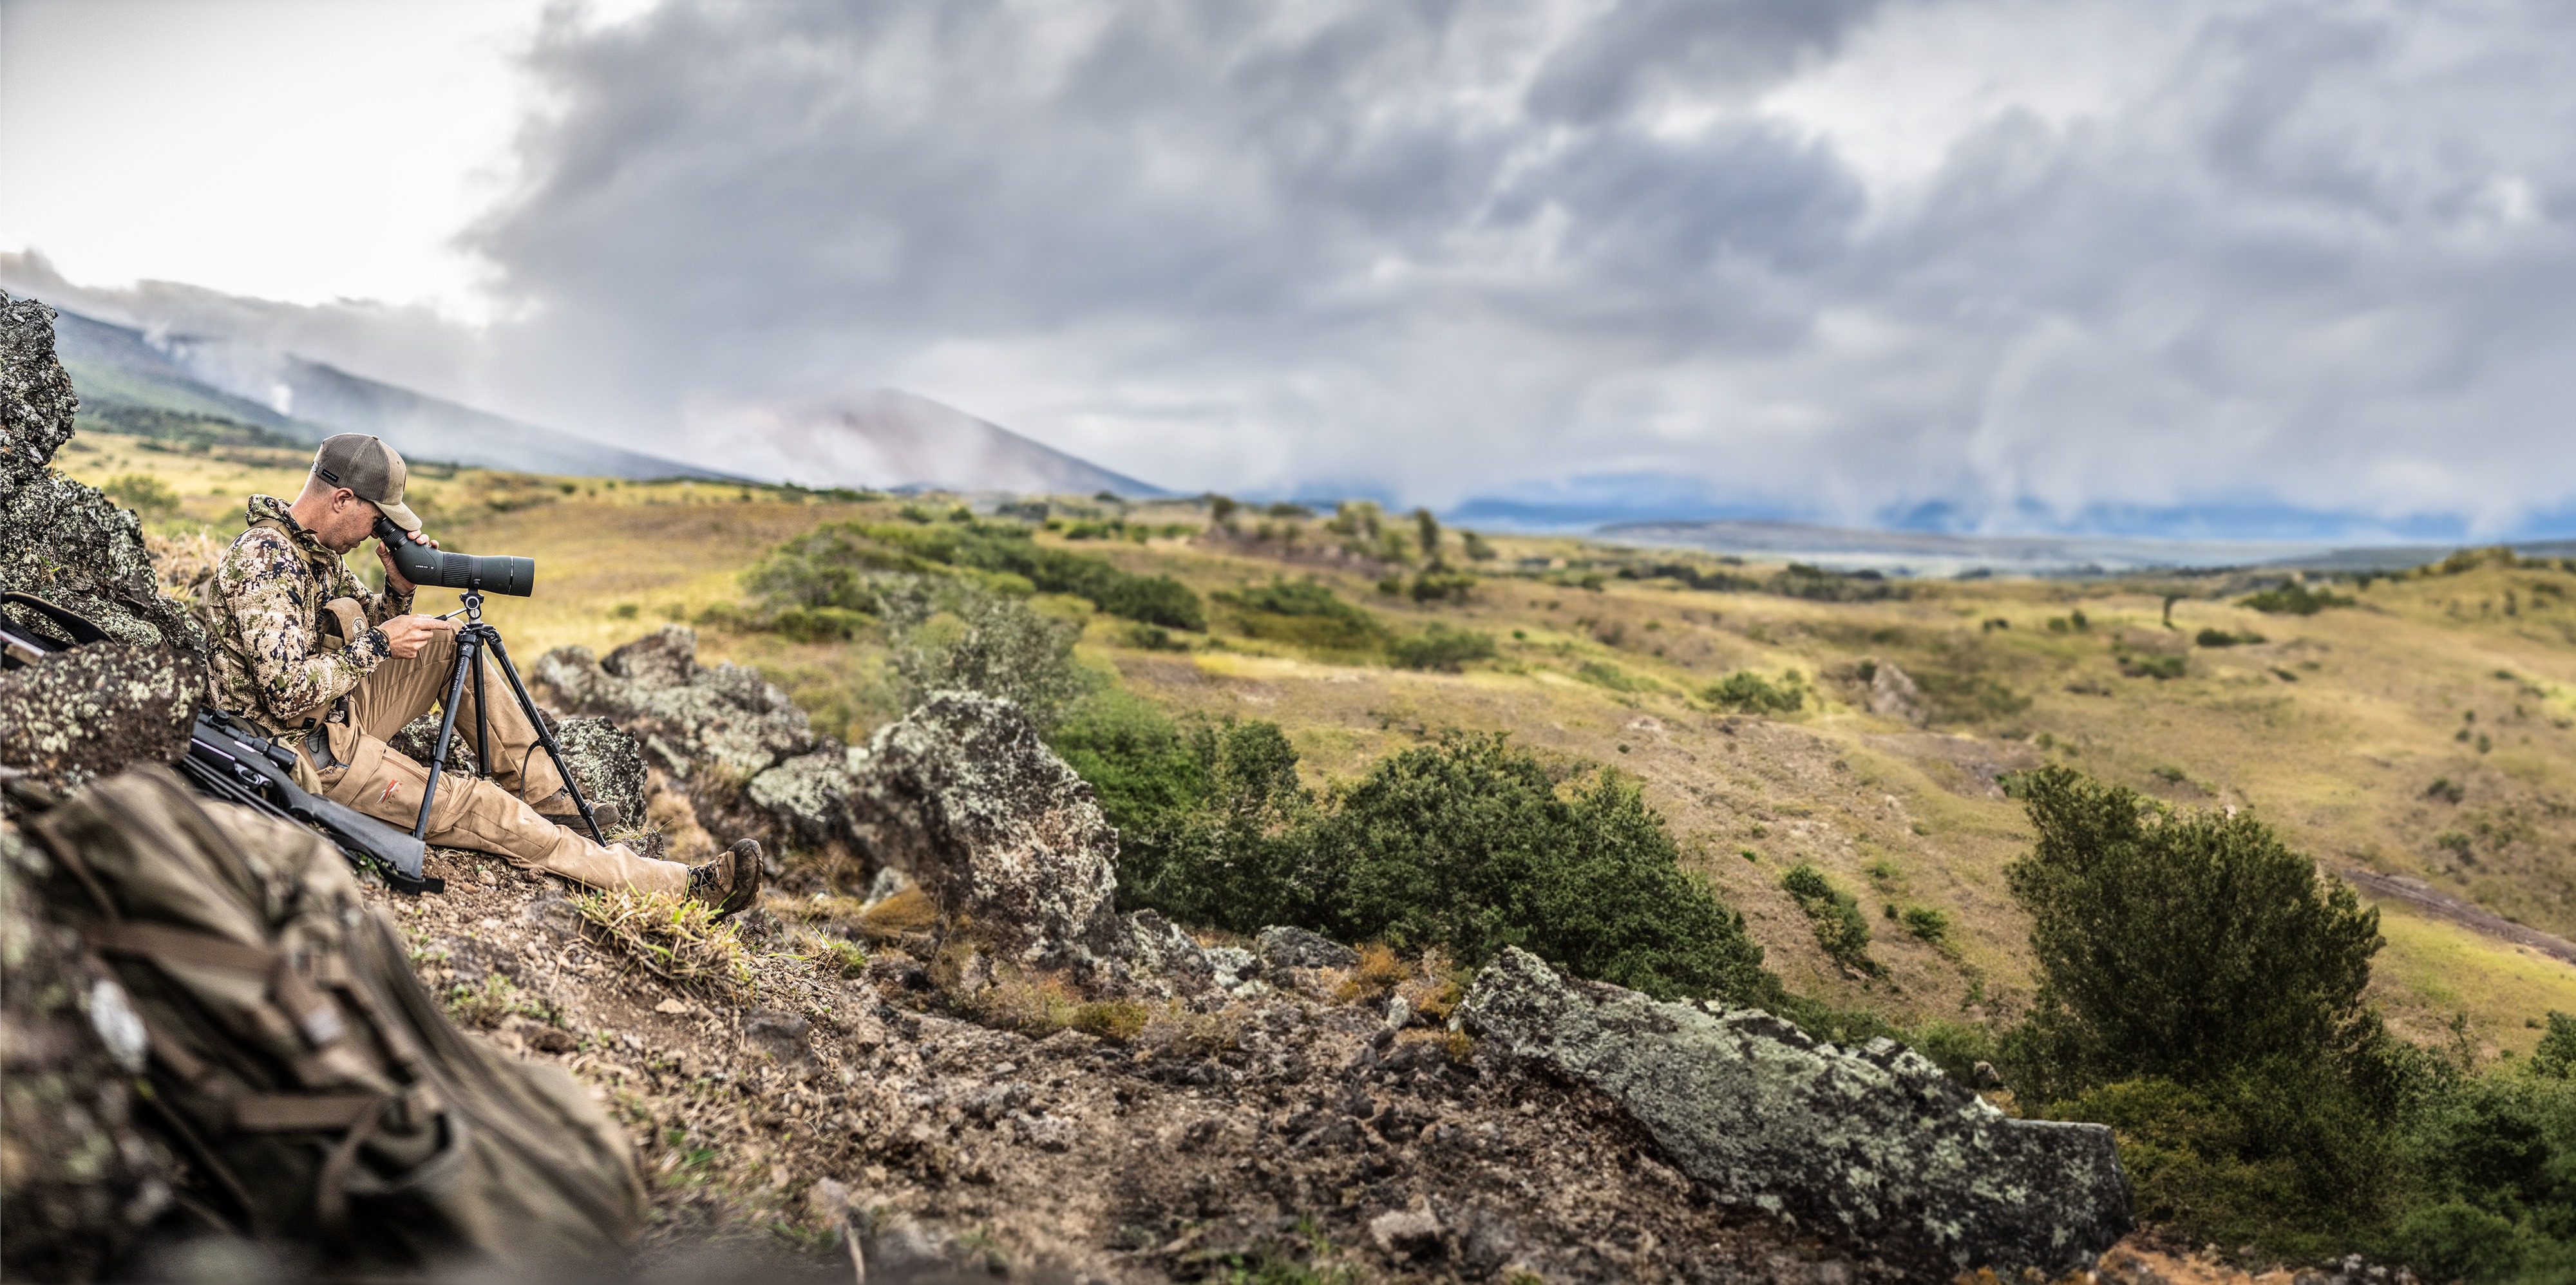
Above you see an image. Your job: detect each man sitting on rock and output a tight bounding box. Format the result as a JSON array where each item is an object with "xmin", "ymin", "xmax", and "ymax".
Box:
[{"xmin": 204, "ymin": 433, "xmax": 761, "ymax": 914}]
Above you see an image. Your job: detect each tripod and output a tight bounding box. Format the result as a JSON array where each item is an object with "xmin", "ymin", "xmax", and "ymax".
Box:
[{"xmin": 411, "ymin": 590, "xmax": 608, "ymax": 847}]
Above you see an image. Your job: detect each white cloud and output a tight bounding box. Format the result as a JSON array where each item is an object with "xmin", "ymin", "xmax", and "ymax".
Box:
[{"xmin": 14, "ymin": 0, "xmax": 2576, "ymax": 535}]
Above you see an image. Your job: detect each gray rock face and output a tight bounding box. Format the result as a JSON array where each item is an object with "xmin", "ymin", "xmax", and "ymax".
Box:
[
  {"xmin": 534, "ymin": 626, "xmax": 815, "ymax": 780},
  {"xmin": 1868, "ymin": 662, "xmax": 1927, "ymax": 727},
  {"xmin": 744, "ymin": 746, "xmax": 857, "ymax": 852},
  {"xmin": 0, "ymin": 644, "xmax": 198, "ymax": 795},
  {"xmin": 0, "ymin": 290, "xmax": 210, "ymax": 670},
  {"xmin": 1258, "ymin": 924, "xmax": 1360, "ymax": 972},
  {"xmin": 1459, "ymin": 948, "xmax": 2130, "ymax": 1279},
  {"xmin": 845, "ymin": 690, "xmax": 1127, "ymax": 971}
]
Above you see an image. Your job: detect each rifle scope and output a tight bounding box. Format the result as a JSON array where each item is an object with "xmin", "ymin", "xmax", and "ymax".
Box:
[{"xmin": 375, "ymin": 517, "xmax": 536, "ymax": 597}]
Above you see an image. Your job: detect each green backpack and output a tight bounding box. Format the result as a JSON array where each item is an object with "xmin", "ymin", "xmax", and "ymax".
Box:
[{"xmin": 30, "ymin": 764, "xmax": 642, "ymax": 1273}]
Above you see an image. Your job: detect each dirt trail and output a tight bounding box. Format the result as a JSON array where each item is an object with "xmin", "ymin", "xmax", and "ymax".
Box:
[{"xmin": 2342, "ymin": 867, "xmax": 2576, "ymax": 966}]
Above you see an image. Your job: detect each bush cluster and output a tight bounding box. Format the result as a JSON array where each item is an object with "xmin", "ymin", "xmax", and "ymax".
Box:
[
  {"xmin": 2002, "ymin": 767, "xmax": 2576, "ymax": 1279},
  {"xmin": 1053, "ymin": 709, "xmax": 1775, "ymax": 1004},
  {"xmin": 2239, "ymin": 581, "xmax": 2356, "ymax": 615},
  {"xmin": 1388, "ymin": 624, "xmax": 1497, "ymax": 671},
  {"xmin": 746, "ymin": 516, "xmax": 1206, "ymax": 631},
  {"xmin": 1705, "ymin": 669, "xmax": 1807, "ymax": 714},
  {"xmin": 1214, "ymin": 578, "xmax": 1390, "ymax": 652}
]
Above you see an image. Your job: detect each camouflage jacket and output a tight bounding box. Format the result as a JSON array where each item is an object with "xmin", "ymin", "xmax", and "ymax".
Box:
[{"xmin": 207, "ymin": 494, "xmax": 413, "ymax": 728}]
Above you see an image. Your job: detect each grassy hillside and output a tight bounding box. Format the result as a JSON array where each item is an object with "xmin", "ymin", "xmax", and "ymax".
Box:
[{"xmin": 57, "ymin": 427, "xmax": 2576, "ymax": 1060}]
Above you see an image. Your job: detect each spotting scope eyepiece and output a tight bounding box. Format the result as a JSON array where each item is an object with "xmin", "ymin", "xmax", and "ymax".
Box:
[{"xmin": 374, "ymin": 517, "xmax": 536, "ymax": 597}]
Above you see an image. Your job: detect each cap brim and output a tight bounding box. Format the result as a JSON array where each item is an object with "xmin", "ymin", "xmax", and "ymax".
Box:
[{"xmin": 373, "ymin": 499, "xmax": 422, "ymax": 533}]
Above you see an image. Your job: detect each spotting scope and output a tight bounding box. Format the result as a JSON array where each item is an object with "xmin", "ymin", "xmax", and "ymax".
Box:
[{"xmin": 375, "ymin": 517, "xmax": 536, "ymax": 597}]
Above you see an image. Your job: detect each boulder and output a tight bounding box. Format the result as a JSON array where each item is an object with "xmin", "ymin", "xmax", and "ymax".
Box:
[
  {"xmin": 0, "ymin": 644, "xmax": 198, "ymax": 796},
  {"xmin": 533, "ymin": 626, "xmax": 815, "ymax": 781},
  {"xmin": 1868, "ymin": 661, "xmax": 1927, "ymax": 727},
  {"xmin": 386, "ymin": 711, "xmax": 646, "ymax": 830},
  {"xmin": 1458, "ymin": 948, "xmax": 2130, "ymax": 1279},
  {"xmin": 844, "ymin": 690, "xmax": 1127, "ymax": 971},
  {"xmin": 744, "ymin": 746, "xmax": 857, "ymax": 852},
  {"xmin": 1256, "ymin": 924, "xmax": 1359, "ymax": 971},
  {"xmin": 1, "ymin": 292, "xmax": 210, "ymax": 668}
]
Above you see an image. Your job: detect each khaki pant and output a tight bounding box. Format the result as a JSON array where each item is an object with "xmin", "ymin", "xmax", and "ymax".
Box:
[{"xmin": 311, "ymin": 630, "xmax": 688, "ymax": 896}]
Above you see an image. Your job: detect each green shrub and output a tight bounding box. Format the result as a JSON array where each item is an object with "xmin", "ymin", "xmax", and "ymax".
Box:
[
  {"xmin": 886, "ymin": 583, "xmax": 1090, "ymax": 727},
  {"xmin": 1215, "ymin": 578, "xmax": 1390, "ymax": 652},
  {"xmin": 1899, "ymin": 905, "xmax": 1950, "ymax": 944},
  {"xmin": 1298, "ymin": 735, "xmax": 1774, "ymax": 1002},
  {"xmin": 1779, "ymin": 863, "xmax": 1878, "ymax": 975},
  {"xmin": 2004, "ymin": 767, "xmax": 2385, "ymax": 1098},
  {"xmin": 1408, "ymin": 571, "xmax": 1478, "ymax": 603},
  {"xmin": 2116, "ymin": 649, "xmax": 2188, "ymax": 680},
  {"xmin": 1076, "ymin": 726, "xmax": 1776, "ymax": 1005},
  {"xmin": 1705, "ymin": 669, "xmax": 1806, "ymax": 714},
  {"xmin": 102, "ymin": 473, "xmax": 181, "ymax": 519},
  {"xmin": 2239, "ymin": 581, "xmax": 2356, "ymax": 615},
  {"xmin": 745, "ymin": 519, "xmax": 1206, "ymax": 630},
  {"xmin": 2195, "ymin": 628, "xmax": 2268, "ymax": 647},
  {"xmin": 770, "ymin": 605, "xmax": 871, "ymax": 642},
  {"xmin": 1388, "ymin": 624, "xmax": 1497, "ymax": 672}
]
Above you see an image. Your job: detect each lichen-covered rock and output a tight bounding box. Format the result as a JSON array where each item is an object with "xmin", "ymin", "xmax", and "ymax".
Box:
[
  {"xmin": 533, "ymin": 626, "xmax": 813, "ymax": 782},
  {"xmin": 745, "ymin": 746, "xmax": 857, "ymax": 852},
  {"xmin": 846, "ymin": 690, "xmax": 1126, "ymax": 972},
  {"xmin": 0, "ymin": 644, "xmax": 198, "ymax": 795},
  {"xmin": 1459, "ymin": 948, "xmax": 2131, "ymax": 1279},
  {"xmin": 551, "ymin": 715, "xmax": 647, "ymax": 827},
  {"xmin": 0, "ymin": 292, "xmax": 210, "ymax": 669},
  {"xmin": 1258, "ymin": 924, "xmax": 1359, "ymax": 972},
  {"xmin": 0, "ymin": 809, "xmax": 175, "ymax": 1280}
]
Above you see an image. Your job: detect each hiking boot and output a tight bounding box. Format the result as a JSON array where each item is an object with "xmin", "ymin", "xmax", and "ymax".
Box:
[
  {"xmin": 685, "ymin": 839, "xmax": 762, "ymax": 919},
  {"xmin": 535, "ymin": 790, "xmax": 623, "ymax": 832}
]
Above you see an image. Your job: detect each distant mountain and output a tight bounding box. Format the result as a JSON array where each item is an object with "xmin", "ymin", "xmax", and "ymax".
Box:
[
  {"xmin": 1596, "ymin": 518, "xmax": 2576, "ymax": 577},
  {"xmin": 730, "ymin": 389, "xmax": 1170, "ymax": 497},
  {"xmin": 1598, "ymin": 519, "xmax": 2334, "ymax": 577},
  {"xmin": 44, "ymin": 304, "xmax": 736, "ymax": 481}
]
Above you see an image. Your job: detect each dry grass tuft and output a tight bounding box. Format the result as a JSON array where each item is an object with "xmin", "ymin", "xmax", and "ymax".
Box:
[
  {"xmin": 857, "ymin": 886, "xmax": 939, "ymax": 943},
  {"xmin": 969, "ymin": 969, "xmax": 1153, "ymax": 1042},
  {"xmin": 571, "ymin": 888, "xmax": 754, "ymax": 997},
  {"xmin": 1333, "ymin": 943, "xmax": 1409, "ymax": 1004}
]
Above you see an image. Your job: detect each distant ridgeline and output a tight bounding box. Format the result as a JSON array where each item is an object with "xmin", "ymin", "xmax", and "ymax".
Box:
[{"xmin": 42, "ymin": 303, "xmax": 735, "ymax": 481}]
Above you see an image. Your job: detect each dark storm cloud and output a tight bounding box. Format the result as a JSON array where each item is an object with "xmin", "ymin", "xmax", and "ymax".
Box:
[{"xmin": 460, "ymin": 0, "xmax": 2576, "ymax": 534}]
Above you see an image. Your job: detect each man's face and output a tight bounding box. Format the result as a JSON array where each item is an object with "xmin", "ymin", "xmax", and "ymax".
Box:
[{"xmin": 308, "ymin": 487, "xmax": 382, "ymax": 552}]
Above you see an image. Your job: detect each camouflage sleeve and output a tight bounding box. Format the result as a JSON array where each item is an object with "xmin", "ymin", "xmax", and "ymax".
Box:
[{"xmin": 218, "ymin": 530, "xmax": 390, "ymax": 722}]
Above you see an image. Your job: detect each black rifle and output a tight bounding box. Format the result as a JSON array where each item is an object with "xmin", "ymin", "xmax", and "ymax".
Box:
[
  {"xmin": 181, "ymin": 708, "xmax": 442, "ymax": 896},
  {"xmin": 0, "ymin": 592, "xmax": 442, "ymax": 894}
]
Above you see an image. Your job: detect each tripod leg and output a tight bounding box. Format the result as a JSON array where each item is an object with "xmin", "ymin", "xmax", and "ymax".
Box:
[
  {"xmin": 481, "ymin": 632, "xmax": 607, "ymax": 846},
  {"xmin": 413, "ymin": 630, "xmax": 484, "ymax": 840},
  {"xmin": 473, "ymin": 633, "xmax": 490, "ymax": 780}
]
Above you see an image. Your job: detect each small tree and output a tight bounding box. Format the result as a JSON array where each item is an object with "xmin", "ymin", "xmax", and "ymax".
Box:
[
  {"xmin": 2004, "ymin": 767, "xmax": 2384, "ymax": 1098},
  {"xmin": 886, "ymin": 582, "xmax": 1089, "ymax": 729}
]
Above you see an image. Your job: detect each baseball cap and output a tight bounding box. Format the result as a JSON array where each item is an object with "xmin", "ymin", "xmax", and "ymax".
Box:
[{"xmin": 310, "ymin": 434, "xmax": 421, "ymax": 532}]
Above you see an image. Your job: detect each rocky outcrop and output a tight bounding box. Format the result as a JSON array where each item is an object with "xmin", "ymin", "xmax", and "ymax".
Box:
[
  {"xmin": 1459, "ymin": 948, "xmax": 2131, "ymax": 1280},
  {"xmin": 846, "ymin": 691, "xmax": 1128, "ymax": 971},
  {"xmin": 1, "ymin": 293, "xmax": 209, "ymax": 665},
  {"xmin": 534, "ymin": 626, "xmax": 816, "ymax": 782},
  {"xmin": 0, "ymin": 292, "xmax": 207, "ymax": 794}
]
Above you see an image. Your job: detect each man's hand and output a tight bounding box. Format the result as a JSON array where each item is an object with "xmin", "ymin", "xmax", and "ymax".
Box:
[
  {"xmin": 375, "ymin": 527, "xmax": 440, "ymax": 594},
  {"xmin": 379, "ymin": 614, "xmax": 457, "ymax": 660}
]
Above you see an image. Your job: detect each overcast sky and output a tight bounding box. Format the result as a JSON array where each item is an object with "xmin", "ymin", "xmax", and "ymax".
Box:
[{"xmin": 6, "ymin": 0, "xmax": 2576, "ymax": 536}]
